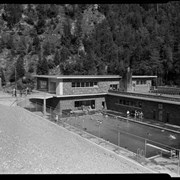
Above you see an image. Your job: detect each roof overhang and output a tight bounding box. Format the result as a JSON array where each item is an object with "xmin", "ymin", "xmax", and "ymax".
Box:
[{"xmin": 32, "ymin": 75, "xmax": 157, "ymax": 80}]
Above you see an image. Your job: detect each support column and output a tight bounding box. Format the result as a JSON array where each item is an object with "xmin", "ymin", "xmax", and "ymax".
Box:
[{"xmin": 43, "ymin": 97, "xmax": 46, "ymax": 116}]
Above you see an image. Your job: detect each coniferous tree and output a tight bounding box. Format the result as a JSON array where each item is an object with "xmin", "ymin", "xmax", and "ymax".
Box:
[
  {"xmin": 16, "ymin": 55, "xmax": 25, "ymax": 80},
  {"xmin": 36, "ymin": 55, "xmax": 49, "ymax": 75}
]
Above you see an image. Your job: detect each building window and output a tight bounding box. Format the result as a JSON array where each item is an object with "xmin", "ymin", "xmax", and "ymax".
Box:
[
  {"xmin": 130, "ymin": 101, "xmax": 134, "ymax": 106},
  {"xmin": 158, "ymin": 104, "xmax": 163, "ymax": 109},
  {"xmin": 90, "ymin": 82, "xmax": 93, "ymax": 87},
  {"xmin": 110, "ymin": 84, "xmax": 118, "ymax": 90},
  {"xmin": 138, "ymin": 101, "xmax": 142, "ymax": 108},
  {"xmin": 75, "ymin": 101, "xmax": 80, "ymax": 107},
  {"xmin": 136, "ymin": 80, "xmax": 146, "ymax": 85},
  {"xmin": 81, "ymin": 82, "xmax": 85, "ymax": 87},
  {"xmin": 74, "ymin": 100, "xmax": 95, "ymax": 109},
  {"xmin": 153, "ymin": 110, "xmax": 156, "ymax": 119},
  {"xmin": 39, "ymin": 80, "xmax": 47, "ymax": 89},
  {"xmin": 126, "ymin": 101, "xmax": 130, "ymax": 106},
  {"xmin": 118, "ymin": 99, "xmax": 140, "ymax": 108},
  {"xmin": 86, "ymin": 82, "xmax": 90, "ymax": 87},
  {"xmin": 166, "ymin": 112, "xmax": 170, "ymax": 123},
  {"xmin": 72, "ymin": 82, "xmax": 75, "ymax": 87},
  {"xmin": 119, "ymin": 99, "xmax": 122, "ymax": 104},
  {"xmin": 72, "ymin": 81, "xmax": 98, "ymax": 88}
]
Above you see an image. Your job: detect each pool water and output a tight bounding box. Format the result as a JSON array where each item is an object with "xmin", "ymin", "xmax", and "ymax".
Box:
[{"xmin": 64, "ymin": 113, "xmax": 180, "ymax": 158}]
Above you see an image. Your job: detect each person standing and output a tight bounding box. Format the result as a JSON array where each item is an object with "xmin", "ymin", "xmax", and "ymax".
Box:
[
  {"xmin": 127, "ymin": 110, "xmax": 130, "ymax": 117},
  {"xmin": 25, "ymin": 87, "xmax": 29, "ymax": 96},
  {"xmin": 14, "ymin": 88, "xmax": 17, "ymax": 97}
]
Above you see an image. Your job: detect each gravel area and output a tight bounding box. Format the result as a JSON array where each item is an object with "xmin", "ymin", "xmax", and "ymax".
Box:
[{"xmin": 0, "ymin": 104, "xmax": 153, "ymax": 174}]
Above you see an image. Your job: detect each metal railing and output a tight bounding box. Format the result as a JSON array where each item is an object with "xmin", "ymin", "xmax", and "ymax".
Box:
[{"xmin": 108, "ymin": 89, "xmax": 180, "ymax": 102}]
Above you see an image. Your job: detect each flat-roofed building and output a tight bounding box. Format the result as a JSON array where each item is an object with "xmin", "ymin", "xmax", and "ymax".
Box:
[
  {"xmin": 33, "ymin": 75, "xmax": 120, "ymax": 114},
  {"xmin": 32, "ymin": 75, "xmax": 156, "ymax": 115}
]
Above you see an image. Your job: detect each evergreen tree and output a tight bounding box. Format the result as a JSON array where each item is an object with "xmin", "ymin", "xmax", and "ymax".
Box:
[
  {"xmin": 16, "ymin": 55, "xmax": 25, "ymax": 80},
  {"xmin": 36, "ymin": 55, "xmax": 49, "ymax": 75},
  {"xmin": 54, "ymin": 49, "xmax": 60, "ymax": 66},
  {"xmin": 0, "ymin": 67, "xmax": 6, "ymax": 86}
]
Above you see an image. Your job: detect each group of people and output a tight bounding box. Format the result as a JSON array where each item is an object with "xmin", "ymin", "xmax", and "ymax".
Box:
[
  {"xmin": 12, "ymin": 87, "xmax": 30, "ymax": 97},
  {"xmin": 134, "ymin": 110, "xmax": 144, "ymax": 119},
  {"xmin": 126, "ymin": 110, "xmax": 144, "ymax": 119}
]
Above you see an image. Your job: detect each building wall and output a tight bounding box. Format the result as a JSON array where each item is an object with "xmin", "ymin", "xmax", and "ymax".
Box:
[
  {"xmin": 62, "ymin": 79, "xmax": 119, "ymax": 96},
  {"xmin": 131, "ymin": 79, "xmax": 152, "ymax": 92},
  {"xmin": 59, "ymin": 95, "xmax": 106, "ymax": 114},
  {"xmin": 106, "ymin": 94, "xmax": 180, "ymax": 126},
  {"xmin": 106, "ymin": 95, "xmax": 142, "ymax": 115}
]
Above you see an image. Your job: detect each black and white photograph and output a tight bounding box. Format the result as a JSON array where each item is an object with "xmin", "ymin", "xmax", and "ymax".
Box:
[{"xmin": 0, "ymin": 3, "xmax": 180, "ymax": 176}]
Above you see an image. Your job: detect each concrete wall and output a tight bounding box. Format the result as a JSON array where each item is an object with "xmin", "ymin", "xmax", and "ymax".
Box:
[
  {"xmin": 59, "ymin": 95, "xmax": 106, "ymax": 114},
  {"xmin": 62, "ymin": 79, "xmax": 119, "ymax": 96},
  {"xmin": 131, "ymin": 79, "xmax": 152, "ymax": 92},
  {"xmin": 106, "ymin": 94, "xmax": 180, "ymax": 126}
]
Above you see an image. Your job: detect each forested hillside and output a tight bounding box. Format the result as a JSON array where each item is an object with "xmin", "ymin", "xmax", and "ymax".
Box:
[{"xmin": 0, "ymin": 3, "xmax": 180, "ymax": 86}]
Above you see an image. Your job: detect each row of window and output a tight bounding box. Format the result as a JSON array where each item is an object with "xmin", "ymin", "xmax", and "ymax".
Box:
[
  {"xmin": 136, "ymin": 80, "xmax": 146, "ymax": 85},
  {"xmin": 118, "ymin": 99, "xmax": 142, "ymax": 108},
  {"xmin": 75, "ymin": 100, "xmax": 95, "ymax": 109},
  {"xmin": 110, "ymin": 84, "xmax": 118, "ymax": 90},
  {"xmin": 72, "ymin": 82, "xmax": 98, "ymax": 88}
]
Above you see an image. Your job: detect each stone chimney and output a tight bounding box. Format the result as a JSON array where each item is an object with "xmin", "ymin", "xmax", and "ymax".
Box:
[{"xmin": 119, "ymin": 67, "xmax": 132, "ymax": 92}]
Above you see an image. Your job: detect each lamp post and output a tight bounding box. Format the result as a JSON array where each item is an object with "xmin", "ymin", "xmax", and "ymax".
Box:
[
  {"xmin": 43, "ymin": 93, "xmax": 46, "ymax": 117},
  {"xmin": 97, "ymin": 120, "xmax": 102, "ymax": 138},
  {"xmin": 117, "ymin": 124, "xmax": 121, "ymax": 147}
]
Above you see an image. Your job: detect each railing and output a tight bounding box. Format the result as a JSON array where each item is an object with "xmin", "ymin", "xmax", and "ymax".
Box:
[
  {"xmin": 17, "ymin": 98, "xmax": 180, "ymax": 176},
  {"xmin": 151, "ymin": 86, "xmax": 180, "ymax": 96},
  {"xmin": 108, "ymin": 89, "xmax": 180, "ymax": 103}
]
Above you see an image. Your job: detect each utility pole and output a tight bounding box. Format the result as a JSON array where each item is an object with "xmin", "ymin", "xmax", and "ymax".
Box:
[{"xmin": 15, "ymin": 60, "xmax": 17, "ymax": 90}]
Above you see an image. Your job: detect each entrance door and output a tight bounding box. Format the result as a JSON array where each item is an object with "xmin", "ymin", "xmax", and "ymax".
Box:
[
  {"xmin": 166, "ymin": 113, "xmax": 170, "ymax": 123},
  {"xmin": 153, "ymin": 110, "xmax": 156, "ymax": 120},
  {"xmin": 158, "ymin": 110, "xmax": 163, "ymax": 121},
  {"xmin": 132, "ymin": 83, "xmax": 135, "ymax": 91},
  {"xmin": 50, "ymin": 82, "xmax": 56, "ymax": 94},
  {"xmin": 102, "ymin": 101, "xmax": 105, "ymax": 109}
]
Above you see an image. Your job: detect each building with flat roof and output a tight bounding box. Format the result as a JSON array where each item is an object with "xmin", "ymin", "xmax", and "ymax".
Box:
[{"xmin": 32, "ymin": 75, "xmax": 157, "ymax": 115}]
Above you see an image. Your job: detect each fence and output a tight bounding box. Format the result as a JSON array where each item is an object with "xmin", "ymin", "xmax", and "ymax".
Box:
[
  {"xmin": 108, "ymin": 89, "xmax": 180, "ymax": 102},
  {"xmin": 17, "ymin": 98, "xmax": 180, "ymax": 176}
]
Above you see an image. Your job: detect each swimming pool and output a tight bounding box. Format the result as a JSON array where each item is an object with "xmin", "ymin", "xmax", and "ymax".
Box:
[{"xmin": 63, "ymin": 112, "xmax": 180, "ymax": 159}]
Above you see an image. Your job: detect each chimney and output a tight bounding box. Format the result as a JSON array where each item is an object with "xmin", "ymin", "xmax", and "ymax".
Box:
[{"xmin": 119, "ymin": 67, "xmax": 132, "ymax": 92}]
